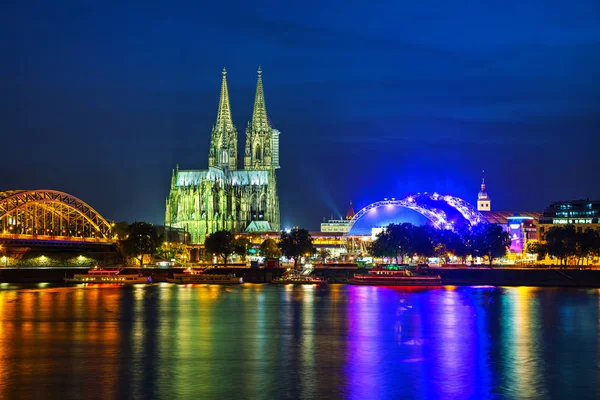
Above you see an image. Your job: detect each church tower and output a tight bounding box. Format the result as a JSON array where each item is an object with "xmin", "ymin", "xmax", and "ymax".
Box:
[
  {"xmin": 477, "ymin": 177, "xmax": 491, "ymax": 211},
  {"xmin": 242, "ymin": 67, "xmax": 280, "ymax": 231},
  {"xmin": 208, "ymin": 68, "xmax": 238, "ymax": 170},
  {"xmin": 244, "ymin": 67, "xmax": 273, "ymax": 170}
]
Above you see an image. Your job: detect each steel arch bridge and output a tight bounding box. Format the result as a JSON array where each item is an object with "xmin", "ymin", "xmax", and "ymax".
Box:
[
  {"xmin": 345, "ymin": 192, "xmax": 483, "ymax": 235},
  {"xmin": 0, "ymin": 190, "xmax": 114, "ymax": 243}
]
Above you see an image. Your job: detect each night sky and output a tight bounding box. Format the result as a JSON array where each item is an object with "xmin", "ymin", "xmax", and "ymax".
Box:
[{"xmin": 1, "ymin": 0, "xmax": 599, "ymax": 230}]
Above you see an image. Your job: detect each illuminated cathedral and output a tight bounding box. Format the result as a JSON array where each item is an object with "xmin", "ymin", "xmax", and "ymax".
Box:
[{"xmin": 165, "ymin": 68, "xmax": 280, "ymax": 243}]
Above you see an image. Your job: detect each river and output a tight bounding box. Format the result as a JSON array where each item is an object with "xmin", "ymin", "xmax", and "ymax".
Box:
[{"xmin": 0, "ymin": 283, "xmax": 598, "ymax": 399}]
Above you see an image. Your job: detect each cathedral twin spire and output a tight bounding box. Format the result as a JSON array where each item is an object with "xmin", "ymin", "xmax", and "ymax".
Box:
[
  {"xmin": 251, "ymin": 67, "xmax": 269, "ymax": 130},
  {"xmin": 209, "ymin": 68, "xmax": 237, "ymax": 169},
  {"xmin": 216, "ymin": 68, "xmax": 234, "ymax": 133},
  {"xmin": 209, "ymin": 67, "xmax": 274, "ymax": 171},
  {"xmin": 245, "ymin": 66, "xmax": 273, "ymax": 169}
]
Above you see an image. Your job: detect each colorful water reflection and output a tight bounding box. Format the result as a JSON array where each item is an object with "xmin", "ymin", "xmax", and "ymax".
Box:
[{"xmin": 0, "ymin": 284, "xmax": 598, "ymax": 399}]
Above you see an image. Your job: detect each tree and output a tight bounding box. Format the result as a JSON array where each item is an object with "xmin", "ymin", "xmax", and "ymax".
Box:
[
  {"xmin": 387, "ymin": 223, "xmax": 413, "ymax": 263},
  {"xmin": 410, "ymin": 225, "xmax": 434, "ymax": 260},
  {"xmin": 233, "ymin": 237, "xmax": 251, "ymax": 261},
  {"xmin": 446, "ymin": 230, "xmax": 469, "ymax": 263},
  {"xmin": 367, "ymin": 229, "xmax": 395, "ymax": 261},
  {"xmin": 429, "ymin": 228, "xmax": 460, "ymax": 265},
  {"xmin": 112, "ymin": 221, "xmax": 130, "ymax": 240},
  {"xmin": 471, "ymin": 223, "xmax": 511, "ymax": 266},
  {"xmin": 204, "ymin": 230, "xmax": 236, "ymax": 267},
  {"xmin": 525, "ymin": 240, "xmax": 541, "ymax": 255},
  {"xmin": 158, "ymin": 242, "xmax": 189, "ymax": 263},
  {"xmin": 546, "ymin": 225, "xmax": 578, "ymax": 266},
  {"xmin": 525, "ymin": 240, "xmax": 547, "ymax": 262},
  {"xmin": 278, "ymin": 228, "xmax": 314, "ymax": 269},
  {"xmin": 260, "ymin": 238, "xmax": 282, "ymax": 259},
  {"xmin": 122, "ymin": 222, "xmax": 161, "ymax": 268},
  {"xmin": 575, "ymin": 229, "xmax": 600, "ymax": 266},
  {"xmin": 317, "ymin": 248, "xmax": 331, "ymax": 264}
]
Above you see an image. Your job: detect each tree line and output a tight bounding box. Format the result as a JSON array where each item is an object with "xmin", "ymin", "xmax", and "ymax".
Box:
[
  {"xmin": 204, "ymin": 228, "xmax": 314, "ymax": 268},
  {"xmin": 114, "ymin": 221, "xmax": 516, "ymax": 268},
  {"xmin": 527, "ymin": 225, "xmax": 600, "ymax": 266},
  {"xmin": 112, "ymin": 222, "xmax": 316, "ymax": 268},
  {"xmin": 368, "ymin": 222, "xmax": 511, "ymax": 265}
]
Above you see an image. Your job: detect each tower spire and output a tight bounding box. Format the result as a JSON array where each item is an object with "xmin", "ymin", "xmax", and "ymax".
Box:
[
  {"xmin": 209, "ymin": 68, "xmax": 238, "ymax": 170},
  {"xmin": 477, "ymin": 170, "xmax": 491, "ymax": 211},
  {"xmin": 252, "ymin": 66, "xmax": 269, "ymax": 130},
  {"xmin": 481, "ymin": 170, "xmax": 487, "ymax": 191},
  {"xmin": 216, "ymin": 67, "xmax": 233, "ymax": 131}
]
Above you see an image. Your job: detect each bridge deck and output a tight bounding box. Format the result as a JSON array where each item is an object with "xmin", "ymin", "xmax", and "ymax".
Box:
[{"xmin": 0, "ymin": 234, "xmax": 115, "ymax": 246}]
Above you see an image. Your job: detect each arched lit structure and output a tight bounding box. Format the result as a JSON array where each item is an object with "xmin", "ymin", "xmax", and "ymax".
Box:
[
  {"xmin": 346, "ymin": 193, "xmax": 483, "ymax": 235},
  {"xmin": 0, "ymin": 190, "xmax": 113, "ymax": 242}
]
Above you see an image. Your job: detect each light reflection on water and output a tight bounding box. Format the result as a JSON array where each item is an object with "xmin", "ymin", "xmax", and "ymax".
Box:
[{"xmin": 0, "ymin": 284, "xmax": 598, "ymax": 399}]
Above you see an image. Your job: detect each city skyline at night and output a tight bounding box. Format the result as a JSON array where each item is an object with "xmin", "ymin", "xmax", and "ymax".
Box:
[{"xmin": 1, "ymin": 0, "xmax": 599, "ymax": 230}]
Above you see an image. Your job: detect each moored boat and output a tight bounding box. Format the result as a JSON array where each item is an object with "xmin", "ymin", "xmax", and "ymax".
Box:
[
  {"xmin": 166, "ymin": 268, "xmax": 243, "ymax": 284},
  {"xmin": 271, "ymin": 265, "xmax": 327, "ymax": 285},
  {"xmin": 65, "ymin": 267, "xmax": 151, "ymax": 284},
  {"xmin": 350, "ymin": 266, "xmax": 441, "ymax": 286}
]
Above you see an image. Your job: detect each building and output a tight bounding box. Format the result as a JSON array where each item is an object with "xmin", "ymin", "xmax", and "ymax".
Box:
[
  {"xmin": 538, "ymin": 200, "xmax": 600, "ymax": 240},
  {"xmin": 165, "ymin": 68, "xmax": 280, "ymax": 243},
  {"xmin": 474, "ymin": 178, "xmax": 541, "ymax": 254},
  {"xmin": 507, "ymin": 215, "xmax": 537, "ymax": 253},
  {"xmin": 319, "ymin": 203, "xmax": 355, "ymax": 233},
  {"xmin": 477, "ymin": 178, "xmax": 491, "ymax": 211}
]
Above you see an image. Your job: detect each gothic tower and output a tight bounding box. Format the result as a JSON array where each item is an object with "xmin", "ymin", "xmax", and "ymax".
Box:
[
  {"xmin": 244, "ymin": 67, "xmax": 273, "ymax": 170},
  {"xmin": 208, "ymin": 68, "xmax": 238, "ymax": 170},
  {"xmin": 243, "ymin": 67, "xmax": 280, "ymax": 231}
]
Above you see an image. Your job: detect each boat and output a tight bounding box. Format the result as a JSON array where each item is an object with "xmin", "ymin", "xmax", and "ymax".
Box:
[
  {"xmin": 65, "ymin": 267, "xmax": 152, "ymax": 284},
  {"xmin": 349, "ymin": 266, "xmax": 442, "ymax": 286},
  {"xmin": 271, "ymin": 264, "xmax": 327, "ymax": 284},
  {"xmin": 166, "ymin": 268, "xmax": 243, "ymax": 284}
]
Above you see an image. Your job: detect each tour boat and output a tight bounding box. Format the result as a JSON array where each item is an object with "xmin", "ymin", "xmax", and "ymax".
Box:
[
  {"xmin": 271, "ymin": 266, "xmax": 327, "ymax": 285},
  {"xmin": 65, "ymin": 268, "xmax": 152, "ymax": 284},
  {"xmin": 166, "ymin": 268, "xmax": 243, "ymax": 284},
  {"xmin": 349, "ymin": 267, "xmax": 442, "ymax": 286}
]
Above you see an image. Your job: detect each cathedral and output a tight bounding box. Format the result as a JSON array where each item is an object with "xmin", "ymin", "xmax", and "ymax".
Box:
[{"xmin": 165, "ymin": 68, "xmax": 281, "ymax": 243}]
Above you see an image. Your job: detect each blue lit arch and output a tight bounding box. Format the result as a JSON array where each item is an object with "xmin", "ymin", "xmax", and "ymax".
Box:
[{"xmin": 346, "ymin": 193, "xmax": 483, "ymax": 235}]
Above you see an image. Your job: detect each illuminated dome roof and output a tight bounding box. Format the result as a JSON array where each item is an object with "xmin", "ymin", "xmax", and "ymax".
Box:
[
  {"xmin": 347, "ymin": 193, "xmax": 483, "ymax": 236},
  {"xmin": 349, "ymin": 206, "xmax": 428, "ymax": 235}
]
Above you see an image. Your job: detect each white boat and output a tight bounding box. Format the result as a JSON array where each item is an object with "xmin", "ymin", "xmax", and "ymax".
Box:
[
  {"xmin": 350, "ymin": 266, "xmax": 441, "ymax": 286},
  {"xmin": 271, "ymin": 264, "xmax": 327, "ymax": 285},
  {"xmin": 166, "ymin": 268, "xmax": 243, "ymax": 284},
  {"xmin": 65, "ymin": 268, "xmax": 152, "ymax": 284}
]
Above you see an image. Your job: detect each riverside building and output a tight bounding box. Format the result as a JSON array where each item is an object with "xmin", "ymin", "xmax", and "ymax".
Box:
[
  {"xmin": 538, "ymin": 200, "xmax": 600, "ymax": 239},
  {"xmin": 319, "ymin": 203, "xmax": 356, "ymax": 233}
]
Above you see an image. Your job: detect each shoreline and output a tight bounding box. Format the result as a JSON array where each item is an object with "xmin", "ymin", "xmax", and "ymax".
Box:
[{"xmin": 2, "ymin": 266, "xmax": 600, "ymax": 288}]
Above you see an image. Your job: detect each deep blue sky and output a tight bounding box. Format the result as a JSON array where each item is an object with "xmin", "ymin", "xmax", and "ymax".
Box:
[{"xmin": 1, "ymin": 0, "xmax": 599, "ymax": 229}]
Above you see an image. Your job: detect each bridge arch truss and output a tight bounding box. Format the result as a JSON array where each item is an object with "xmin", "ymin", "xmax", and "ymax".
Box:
[{"xmin": 0, "ymin": 190, "xmax": 113, "ymax": 240}]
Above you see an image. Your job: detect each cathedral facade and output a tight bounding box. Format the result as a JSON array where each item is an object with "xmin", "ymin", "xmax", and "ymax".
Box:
[{"xmin": 165, "ymin": 68, "xmax": 280, "ymax": 243}]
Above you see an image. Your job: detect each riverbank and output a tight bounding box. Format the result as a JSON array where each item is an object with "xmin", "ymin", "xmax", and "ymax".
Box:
[{"xmin": 3, "ymin": 266, "xmax": 600, "ymax": 287}]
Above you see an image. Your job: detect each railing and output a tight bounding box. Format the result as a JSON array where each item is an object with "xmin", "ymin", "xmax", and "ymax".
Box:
[{"xmin": 0, "ymin": 233, "xmax": 115, "ymax": 243}]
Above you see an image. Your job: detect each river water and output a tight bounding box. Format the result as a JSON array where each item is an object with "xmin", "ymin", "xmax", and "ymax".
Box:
[{"xmin": 0, "ymin": 283, "xmax": 598, "ymax": 399}]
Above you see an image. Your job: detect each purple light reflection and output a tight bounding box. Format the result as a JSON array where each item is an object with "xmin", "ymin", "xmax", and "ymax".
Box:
[{"xmin": 342, "ymin": 286, "xmax": 497, "ymax": 399}]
